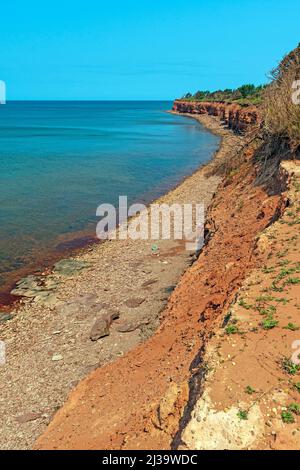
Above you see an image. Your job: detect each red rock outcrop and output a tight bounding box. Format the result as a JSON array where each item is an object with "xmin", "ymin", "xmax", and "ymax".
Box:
[{"xmin": 172, "ymin": 100, "xmax": 261, "ymax": 133}]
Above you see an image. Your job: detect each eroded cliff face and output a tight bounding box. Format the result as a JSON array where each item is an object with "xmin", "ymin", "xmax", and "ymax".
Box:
[{"xmin": 172, "ymin": 100, "xmax": 261, "ymax": 133}]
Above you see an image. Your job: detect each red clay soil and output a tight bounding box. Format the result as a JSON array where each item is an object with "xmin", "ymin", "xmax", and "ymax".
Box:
[{"xmin": 35, "ymin": 149, "xmax": 285, "ymax": 450}]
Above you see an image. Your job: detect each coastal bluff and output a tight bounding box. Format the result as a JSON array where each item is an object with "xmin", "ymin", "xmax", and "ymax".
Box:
[
  {"xmin": 172, "ymin": 99, "xmax": 261, "ymax": 133},
  {"xmin": 34, "ymin": 110, "xmax": 300, "ymax": 451}
]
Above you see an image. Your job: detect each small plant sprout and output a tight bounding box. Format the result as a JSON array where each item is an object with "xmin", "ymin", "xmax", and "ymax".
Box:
[
  {"xmin": 238, "ymin": 298, "xmax": 252, "ymax": 310},
  {"xmin": 276, "ymin": 268, "xmax": 296, "ymax": 280},
  {"xmin": 294, "ymin": 383, "xmax": 300, "ymax": 393},
  {"xmin": 257, "ymin": 305, "xmax": 276, "ymax": 316},
  {"xmin": 278, "ymin": 250, "xmax": 288, "ymax": 258},
  {"xmin": 261, "ymin": 316, "xmax": 278, "ymax": 330},
  {"xmin": 288, "ymin": 403, "xmax": 300, "ymax": 415},
  {"xmin": 283, "ymin": 323, "xmax": 300, "ymax": 331},
  {"xmin": 276, "ymin": 297, "xmax": 289, "ymax": 305},
  {"xmin": 255, "ymin": 295, "xmax": 275, "ymax": 302},
  {"xmin": 262, "ymin": 266, "xmax": 274, "ymax": 274},
  {"xmin": 282, "ymin": 358, "xmax": 300, "ymax": 376},
  {"xmin": 281, "ymin": 411, "xmax": 295, "ymax": 424},
  {"xmin": 278, "ymin": 259, "xmax": 290, "ymax": 267},
  {"xmin": 237, "ymin": 410, "xmax": 248, "ymax": 420},
  {"xmin": 225, "ymin": 324, "xmax": 239, "ymax": 335},
  {"xmin": 285, "ymin": 277, "xmax": 300, "ymax": 285},
  {"xmin": 270, "ymin": 282, "xmax": 284, "ymax": 292},
  {"xmin": 245, "ymin": 385, "xmax": 256, "ymax": 395}
]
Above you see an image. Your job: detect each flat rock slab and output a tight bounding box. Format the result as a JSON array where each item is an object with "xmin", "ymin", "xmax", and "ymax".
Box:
[
  {"xmin": 53, "ymin": 259, "xmax": 91, "ymax": 276},
  {"xmin": 124, "ymin": 298, "xmax": 145, "ymax": 308},
  {"xmin": 16, "ymin": 412, "xmax": 42, "ymax": 424},
  {"xmin": 11, "ymin": 275, "xmax": 60, "ymax": 307},
  {"xmin": 57, "ymin": 295, "xmax": 108, "ymax": 317}
]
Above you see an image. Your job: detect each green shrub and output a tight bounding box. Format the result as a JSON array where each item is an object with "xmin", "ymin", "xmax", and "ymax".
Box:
[
  {"xmin": 237, "ymin": 410, "xmax": 248, "ymax": 420},
  {"xmin": 288, "ymin": 403, "xmax": 300, "ymax": 415},
  {"xmin": 225, "ymin": 324, "xmax": 239, "ymax": 335},
  {"xmin": 281, "ymin": 411, "xmax": 295, "ymax": 423}
]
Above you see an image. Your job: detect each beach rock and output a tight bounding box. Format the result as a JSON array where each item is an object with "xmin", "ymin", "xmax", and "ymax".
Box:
[
  {"xmin": 57, "ymin": 302, "xmax": 82, "ymax": 316},
  {"xmin": 15, "ymin": 275, "xmax": 37, "ymax": 287},
  {"xmin": 53, "ymin": 259, "xmax": 91, "ymax": 276},
  {"xmin": 141, "ymin": 279, "xmax": 158, "ymax": 288},
  {"xmin": 51, "ymin": 354, "xmax": 63, "ymax": 362},
  {"xmin": 90, "ymin": 318, "xmax": 110, "ymax": 340},
  {"xmin": 43, "ymin": 276, "xmax": 60, "ymax": 290},
  {"xmin": 164, "ymin": 285, "xmax": 176, "ymax": 294},
  {"xmin": 0, "ymin": 313, "xmax": 13, "ymax": 323},
  {"xmin": 57, "ymin": 295, "xmax": 106, "ymax": 316},
  {"xmin": 72, "ymin": 294, "xmax": 98, "ymax": 305},
  {"xmin": 33, "ymin": 292, "xmax": 60, "ymax": 307},
  {"xmin": 11, "ymin": 275, "xmax": 43, "ymax": 297},
  {"xmin": 16, "ymin": 412, "xmax": 41, "ymax": 424},
  {"xmin": 124, "ymin": 298, "xmax": 145, "ymax": 308},
  {"xmin": 11, "ymin": 275, "xmax": 60, "ymax": 305},
  {"xmin": 90, "ymin": 311, "xmax": 119, "ymax": 341}
]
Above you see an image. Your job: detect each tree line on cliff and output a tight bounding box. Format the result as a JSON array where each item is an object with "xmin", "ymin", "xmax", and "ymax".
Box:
[
  {"xmin": 182, "ymin": 84, "xmax": 265, "ymax": 106},
  {"xmin": 183, "ymin": 44, "xmax": 300, "ymax": 159},
  {"xmin": 182, "ymin": 44, "xmax": 300, "ymax": 112}
]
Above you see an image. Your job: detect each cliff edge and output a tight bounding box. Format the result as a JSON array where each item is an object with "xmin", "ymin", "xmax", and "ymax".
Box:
[{"xmin": 172, "ymin": 99, "xmax": 261, "ymax": 133}]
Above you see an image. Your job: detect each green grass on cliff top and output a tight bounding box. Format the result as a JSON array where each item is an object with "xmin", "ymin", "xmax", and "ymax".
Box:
[{"xmin": 180, "ymin": 84, "xmax": 265, "ymax": 106}]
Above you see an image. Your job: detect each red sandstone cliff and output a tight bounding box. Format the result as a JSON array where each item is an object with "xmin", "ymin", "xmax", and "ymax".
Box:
[{"xmin": 172, "ymin": 100, "xmax": 261, "ymax": 133}]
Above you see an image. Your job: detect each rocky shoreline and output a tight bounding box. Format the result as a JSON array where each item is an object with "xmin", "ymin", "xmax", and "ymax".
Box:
[{"xmin": 0, "ymin": 113, "xmax": 239, "ymax": 449}]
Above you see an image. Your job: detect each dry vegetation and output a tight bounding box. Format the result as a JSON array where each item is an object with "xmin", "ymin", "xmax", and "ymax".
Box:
[
  {"xmin": 263, "ymin": 44, "xmax": 300, "ymax": 150},
  {"xmin": 254, "ymin": 45, "xmax": 300, "ymax": 186},
  {"xmin": 210, "ymin": 45, "xmax": 300, "ymax": 184}
]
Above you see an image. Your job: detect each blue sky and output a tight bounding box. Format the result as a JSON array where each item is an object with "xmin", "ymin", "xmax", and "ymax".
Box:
[{"xmin": 1, "ymin": 0, "xmax": 300, "ymax": 100}]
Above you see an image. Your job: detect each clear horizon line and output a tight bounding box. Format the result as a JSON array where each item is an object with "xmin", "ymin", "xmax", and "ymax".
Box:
[{"xmin": 4, "ymin": 99, "xmax": 175, "ymax": 102}]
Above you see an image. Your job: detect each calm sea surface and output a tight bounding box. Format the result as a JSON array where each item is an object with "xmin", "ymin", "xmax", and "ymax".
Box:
[{"xmin": 0, "ymin": 101, "xmax": 220, "ymax": 295}]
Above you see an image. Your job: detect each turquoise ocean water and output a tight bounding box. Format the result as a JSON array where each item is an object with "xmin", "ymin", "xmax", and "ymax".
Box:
[{"xmin": 0, "ymin": 101, "xmax": 220, "ymax": 298}]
